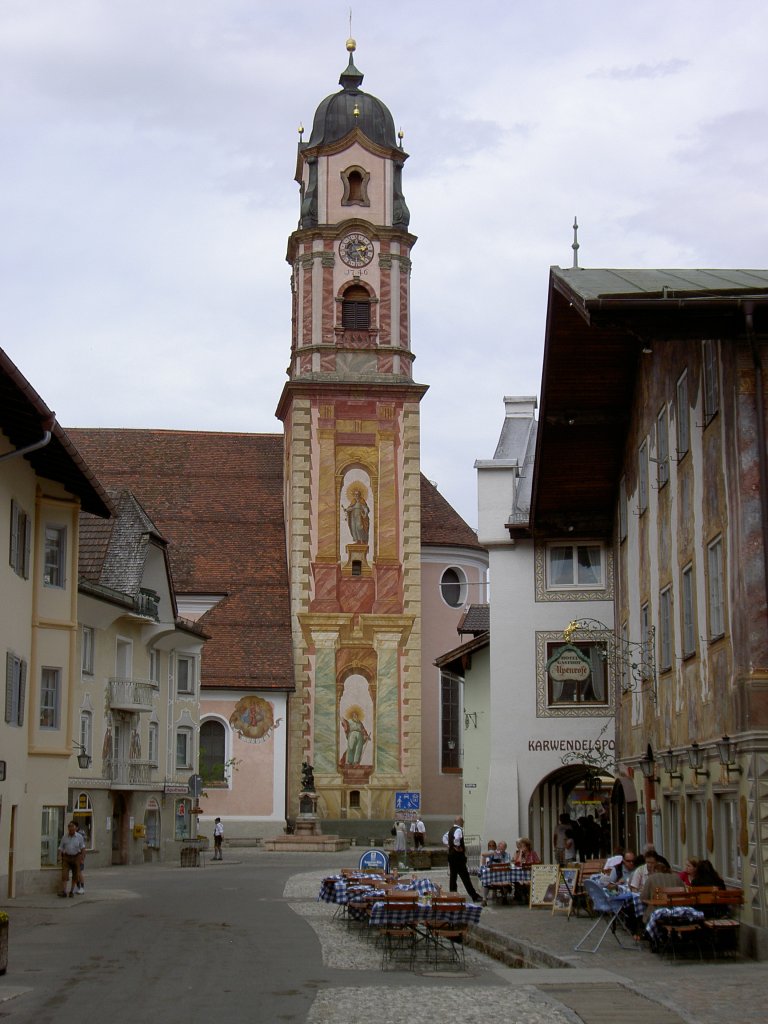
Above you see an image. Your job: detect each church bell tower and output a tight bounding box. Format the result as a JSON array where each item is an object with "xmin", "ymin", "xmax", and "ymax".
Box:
[{"xmin": 276, "ymin": 40, "xmax": 425, "ymax": 829}]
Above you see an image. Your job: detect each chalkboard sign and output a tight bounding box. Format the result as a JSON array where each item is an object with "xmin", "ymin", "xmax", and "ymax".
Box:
[
  {"xmin": 529, "ymin": 864, "xmax": 560, "ymax": 907},
  {"xmin": 552, "ymin": 867, "xmax": 580, "ymax": 915}
]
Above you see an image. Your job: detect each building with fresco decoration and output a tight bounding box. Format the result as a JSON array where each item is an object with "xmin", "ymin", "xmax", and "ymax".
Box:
[
  {"xmin": 532, "ymin": 267, "xmax": 768, "ymax": 951},
  {"xmin": 69, "ymin": 41, "xmax": 487, "ymax": 844}
]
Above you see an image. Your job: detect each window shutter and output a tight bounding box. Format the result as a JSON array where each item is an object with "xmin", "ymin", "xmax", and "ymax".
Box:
[
  {"xmin": 9, "ymin": 500, "xmax": 19, "ymax": 570},
  {"xmin": 18, "ymin": 658, "xmax": 26, "ymax": 725},
  {"xmin": 5, "ymin": 652, "xmax": 13, "ymax": 723},
  {"xmin": 23, "ymin": 512, "xmax": 31, "ymax": 579}
]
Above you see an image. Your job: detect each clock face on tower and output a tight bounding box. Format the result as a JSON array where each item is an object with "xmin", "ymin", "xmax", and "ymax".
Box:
[{"xmin": 339, "ymin": 233, "xmax": 374, "ymax": 268}]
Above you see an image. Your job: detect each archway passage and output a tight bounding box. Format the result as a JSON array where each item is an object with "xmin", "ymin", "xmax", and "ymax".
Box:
[{"xmin": 526, "ymin": 763, "xmax": 632, "ymax": 865}]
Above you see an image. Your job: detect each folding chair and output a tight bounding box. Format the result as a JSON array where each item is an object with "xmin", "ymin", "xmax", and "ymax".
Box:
[
  {"xmin": 425, "ymin": 897, "xmax": 469, "ymax": 970},
  {"xmin": 574, "ymin": 878, "xmax": 636, "ymax": 953}
]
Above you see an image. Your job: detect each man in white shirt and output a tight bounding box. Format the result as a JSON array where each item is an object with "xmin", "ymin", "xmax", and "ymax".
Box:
[
  {"xmin": 409, "ymin": 817, "xmax": 426, "ymax": 849},
  {"xmin": 58, "ymin": 822, "xmax": 86, "ymax": 897},
  {"xmin": 213, "ymin": 817, "xmax": 224, "ymax": 860}
]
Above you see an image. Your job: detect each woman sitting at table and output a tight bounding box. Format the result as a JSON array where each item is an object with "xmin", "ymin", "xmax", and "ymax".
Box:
[
  {"xmin": 690, "ymin": 859, "xmax": 725, "ymax": 890},
  {"xmin": 639, "ymin": 855, "xmax": 680, "ymax": 924},
  {"xmin": 678, "ymin": 856, "xmax": 699, "ymax": 887},
  {"xmin": 480, "ymin": 839, "xmax": 498, "ymax": 867},
  {"xmin": 514, "ymin": 837, "xmax": 541, "ymax": 867}
]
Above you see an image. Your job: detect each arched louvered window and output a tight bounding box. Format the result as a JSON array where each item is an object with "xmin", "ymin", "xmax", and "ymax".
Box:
[{"xmin": 342, "ymin": 285, "xmax": 371, "ymax": 330}]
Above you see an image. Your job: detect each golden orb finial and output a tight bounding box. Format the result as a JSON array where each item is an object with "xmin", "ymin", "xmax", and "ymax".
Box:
[{"xmin": 346, "ymin": 37, "xmax": 356, "ymax": 52}]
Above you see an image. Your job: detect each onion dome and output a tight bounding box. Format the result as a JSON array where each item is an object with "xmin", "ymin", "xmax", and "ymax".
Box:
[{"xmin": 304, "ymin": 39, "xmax": 397, "ymax": 150}]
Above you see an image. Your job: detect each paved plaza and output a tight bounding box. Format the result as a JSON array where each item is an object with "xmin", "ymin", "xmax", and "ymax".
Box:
[{"xmin": 1, "ymin": 851, "xmax": 766, "ymax": 1024}]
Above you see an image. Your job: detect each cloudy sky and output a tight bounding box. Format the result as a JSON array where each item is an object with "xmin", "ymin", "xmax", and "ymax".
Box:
[{"xmin": 2, "ymin": 1, "xmax": 767, "ymax": 526}]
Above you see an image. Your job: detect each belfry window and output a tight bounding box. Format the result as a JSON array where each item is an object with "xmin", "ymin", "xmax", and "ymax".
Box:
[
  {"xmin": 340, "ymin": 165, "xmax": 370, "ymax": 207},
  {"xmin": 342, "ymin": 286, "xmax": 371, "ymax": 329}
]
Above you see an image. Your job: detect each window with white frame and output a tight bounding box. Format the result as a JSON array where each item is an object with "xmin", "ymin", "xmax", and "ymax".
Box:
[
  {"xmin": 81, "ymin": 626, "xmax": 94, "ymax": 675},
  {"xmin": 545, "ymin": 640, "xmax": 608, "ymax": 705},
  {"xmin": 618, "ymin": 477, "xmax": 628, "ymax": 542},
  {"xmin": 702, "ymin": 339, "xmax": 719, "ymax": 424},
  {"xmin": 148, "ymin": 721, "xmax": 159, "ymax": 766},
  {"xmin": 200, "ymin": 719, "xmax": 228, "ymax": 786},
  {"xmin": 176, "ymin": 655, "xmax": 195, "ymax": 695},
  {"xmin": 717, "ymin": 795, "xmax": 741, "ymax": 882},
  {"xmin": 79, "ymin": 710, "xmax": 92, "ymax": 759},
  {"xmin": 176, "ymin": 726, "xmax": 193, "ymax": 769},
  {"xmin": 681, "ymin": 564, "xmax": 696, "ymax": 657},
  {"xmin": 707, "ymin": 536, "xmax": 725, "ymax": 638},
  {"xmin": 638, "ymin": 440, "xmax": 649, "ymax": 512},
  {"xmin": 546, "ymin": 543, "xmax": 603, "ymax": 589},
  {"xmin": 676, "ymin": 370, "xmax": 690, "ymax": 457},
  {"xmin": 9, "ymin": 499, "xmax": 31, "ymax": 578},
  {"xmin": 39, "ymin": 666, "xmax": 61, "ymax": 729},
  {"xmin": 43, "ymin": 525, "xmax": 66, "ymax": 587},
  {"xmin": 656, "ymin": 405, "xmax": 670, "ymax": 488},
  {"xmin": 5, "ymin": 652, "xmax": 26, "ymax": 726},
  {"xmin": 439, "ymin": 566, "xmax": 467, "ymax": 608},
  {"xmin": 659, "ymin": 587, "xmax": 673, "ymax": 671},
  {"xmin": 41, "ymin": 805, "xmax": 65, "ymax": 867}
]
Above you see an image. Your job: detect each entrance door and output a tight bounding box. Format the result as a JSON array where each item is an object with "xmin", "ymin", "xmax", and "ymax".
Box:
[{"xmin": 112, "ymin": 793, "xmax": 127, "ymax": 865}]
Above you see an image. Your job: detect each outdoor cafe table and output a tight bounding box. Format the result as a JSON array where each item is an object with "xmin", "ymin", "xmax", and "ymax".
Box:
[
  {"xmin": 477, "ymin": 865, "xmax": 531, "ymax": 888},
  {"xmin": 645, "ymin": 906, "xmax": 704, "ymax": 945},
  {"xmin": 368, "ymin": 899, "xmax": 482, "ymax": 929},
  {"xmin": 318, "ymin": 874, "xmax": 439, "ymax": 907}
]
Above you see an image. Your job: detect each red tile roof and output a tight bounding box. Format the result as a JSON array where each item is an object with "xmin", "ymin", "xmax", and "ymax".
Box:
[
  {"xmin": 420, "ymin": 476, "xmax": 483, "ymax": 550},
  {"xmin": 68, "ymin": 429, "xmax": 292, "ymax": 691}
]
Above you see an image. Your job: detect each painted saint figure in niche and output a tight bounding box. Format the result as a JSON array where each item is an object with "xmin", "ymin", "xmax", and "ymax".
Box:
[
  {"xmin": 341, "ymin": 707, "xmax": 370, "ymax": 766},
  {"xmin": 343, "ymin": 484, "xmax": 370, "ymax": 544}
]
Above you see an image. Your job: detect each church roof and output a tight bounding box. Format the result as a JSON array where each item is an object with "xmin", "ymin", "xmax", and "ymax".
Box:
[
  {"xmin": 68, "ymin": 429, "xmax": 292, "ymax": 692},
  {"xmin": 303, "ymin": 43, "xmax": 397, "ymax": 152},
  {"xmin": 420, "ymin": 476, "xmax": 484, "ymax": 551}
]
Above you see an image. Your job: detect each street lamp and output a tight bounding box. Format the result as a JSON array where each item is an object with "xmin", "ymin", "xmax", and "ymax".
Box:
[
  {"xmin": 716, "ymin": 735, "xmax": 743, "ymax": 778},
  {"xmin": 687, "ymin": 742, "xmax": 709, "ymax": 780},
  {"xmin": 73, "ymin": 742, "xmax": 92, "ymax": 770},
  {"xmin": 639, "ymin": 752, "xmax": 660, "ymax": 784},
  {"xmin": 660, "ymin": 749, "xmax": 683, "ymax": 780}
]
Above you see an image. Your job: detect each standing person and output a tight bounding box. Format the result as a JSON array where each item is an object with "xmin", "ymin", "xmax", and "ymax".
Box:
[
  {"xmin": 394, "ymin": 820, "xmax": 407, "ymax": 868},
  {"xmin": 75, "ymin": 824, "xmax": 87, "ymax": 893},
  {"xmin": 409, "ymin": 816, "xmax": 426, "ymax": 849},
  {"xmin": 58, "ymin": 821, "xmax": 85, "ymax": 897},
  {"xmin": 446, "ymin": 816, "xmax": 482, "ymax": 902},
  {"xmin": 213, "ymin": 817, "xmax": 224, "ymax": 861},
  {"xmin": 553, "ymin": 813, "xmax": 570, "ymax": 865}
]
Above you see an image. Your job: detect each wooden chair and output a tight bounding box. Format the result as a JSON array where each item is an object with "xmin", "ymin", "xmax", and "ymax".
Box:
[
  {"xmin": 487, "ymin": 864, "xmax": 513, "ymax": 904},
  {"xmin": 425, "ymin": 899, "xmax": 469, "ymax": 970},
  {"xmin": 701, "ymin": 889, "xmax": 743, "ymax": 957}
]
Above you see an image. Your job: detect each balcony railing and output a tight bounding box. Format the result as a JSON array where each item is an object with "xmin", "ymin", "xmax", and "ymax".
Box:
[
  {"xmin": 108, "ymin": 678, "xmax": 156, "ymax": 712},
  {"xmin": 107, "ymin": 759, "xmax": 155, "ymax": 787}
]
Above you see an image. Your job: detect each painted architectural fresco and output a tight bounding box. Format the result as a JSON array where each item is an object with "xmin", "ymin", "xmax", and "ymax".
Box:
[
  {"xmin": 338, "ymin": 672, "xmax": 374, "ymax": 780},
  {"xmin": 230, "ymin": 695, "xmax": 281, "ymax": 743},
  {"xmin": 339, "ymin": 467, "xmax": 374, "ymax": 567}
]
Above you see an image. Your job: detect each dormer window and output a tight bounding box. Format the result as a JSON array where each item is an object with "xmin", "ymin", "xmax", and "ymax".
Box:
[
  {"xmin": 342, "ymin": 285, "xmax": 371, "ymax": 329},
  {"xmin": 341, "ymin": 165, "xmax": 370, "ymax": 207}
]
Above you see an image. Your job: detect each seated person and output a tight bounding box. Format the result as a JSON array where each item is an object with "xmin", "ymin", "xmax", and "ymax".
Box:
[
  {"xmin": 494, "ymin": 840, "xmax": 511, "ymax": 864},
  {"xmin": 690, "ymin": 858, "xmax": 725, "ymax": 890},
  {"xmin": 480, "ymin": 839, "xmax": 498, "ymax": 867},
  {"xmin": 639, "ymin": 855, "xmax": 681, "ymax": 923},
  {"xmin": 514, "ymin": 837, "xmax": 541, "ymax": 867},
  {"xmin": 600, "ymin": 850, "xmax": 636, "ymax": 886},
  {"xmin": 628, "ymin": 851, "xmax": 659, "ymax": 892},
  {"xmin": 678, "ymin": 856, "xmax": 699, "ymax": 887}
]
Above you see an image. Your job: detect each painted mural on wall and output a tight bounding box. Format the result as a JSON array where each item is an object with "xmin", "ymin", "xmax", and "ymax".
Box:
[
  {"xmin": 340, "ymin": 469, "xmax": 374, "ymax": 565},
  {"xmin": 338, "ymin": 673, "xmax": 374, "ymax": 780},
  {"xmin": 230, "ymin": 696, "xmax": 281, "ymax": 744}
]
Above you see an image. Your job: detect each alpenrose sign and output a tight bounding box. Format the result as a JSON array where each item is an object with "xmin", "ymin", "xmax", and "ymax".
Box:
[
  {"xmin": 527, "ymin": 739, "xmax": 615, "ymax": 752},
  {"xmin": 546, "ymin": 643, "xmax": 592, "ymax": 681}
]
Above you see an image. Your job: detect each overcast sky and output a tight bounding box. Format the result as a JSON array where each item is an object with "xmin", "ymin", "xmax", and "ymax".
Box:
[{"xmin": 2, "ymin": 1, "xmax": 767, "ymax": 527}]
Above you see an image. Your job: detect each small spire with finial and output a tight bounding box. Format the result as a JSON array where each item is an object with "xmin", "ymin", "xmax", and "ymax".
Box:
[
  {"xmin": 398, "ymin": 127, "xmax": 404, "ymax": 149},
  {"xmin": 571, "ymin": 216, "xmax": 580, "ymax": 269},
  {"xmin": 298, "ymin": 122, "xmax": 304, "ymax": 142}
]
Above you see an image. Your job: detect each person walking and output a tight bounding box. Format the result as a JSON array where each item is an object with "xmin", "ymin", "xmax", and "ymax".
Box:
[
  {"xmin": 58, "ymin": 821, "xmax": 86, "ymax": 897},
  {"xmin": 446, "ymin": 816, "xmax": 482, "ymax": 902},
  {"xmin": 213, "ymin": 817, "xmax": 224, "ymax": 860},
  {"xmin": 393, "ymin": 820, "xmax": 407, "ymax": 868}
]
